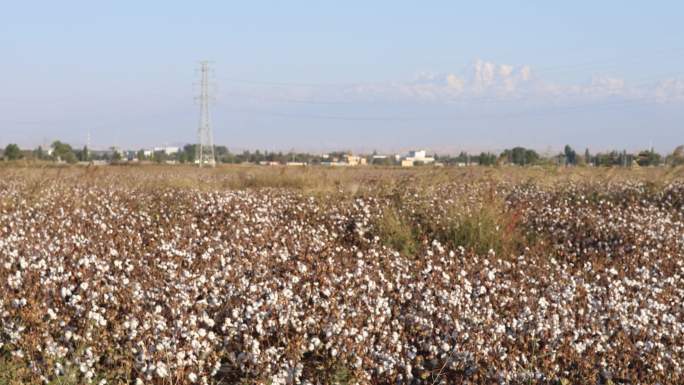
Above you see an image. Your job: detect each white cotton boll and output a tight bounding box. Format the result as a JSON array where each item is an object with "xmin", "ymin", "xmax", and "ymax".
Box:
[
  {"xmin": 188, "ymin": 372, "xmax": 198, "ymax": 382},
  {"xmin": 11, "ymin": 298, "xmax": 26, "ymax": 308},
  {"xmin": 202, "ymin": 313, "xmax": 215, "ymax": 328},
  {"xmin": 353, "ymin": 356, "xmax": 362, "ymax": 368},
  {"xmin": 155, "ymin": 362, "xmax": 169, "ymax": 378},
  {"xmin": 539, "ymin": 297, "xmax": 549, "ymax": 309}
]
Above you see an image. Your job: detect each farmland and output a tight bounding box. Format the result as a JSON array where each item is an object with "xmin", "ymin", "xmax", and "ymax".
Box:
[{"xmin": 1, "ymin": 165, "xmax": 683, "ymax": 384}]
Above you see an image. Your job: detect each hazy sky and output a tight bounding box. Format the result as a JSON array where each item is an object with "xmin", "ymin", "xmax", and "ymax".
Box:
[{"xmin": 1, "ymin": 1, "xmax": 683, "ymax": 154}]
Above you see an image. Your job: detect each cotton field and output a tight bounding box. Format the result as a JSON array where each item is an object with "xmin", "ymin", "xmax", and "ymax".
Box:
[{"xmin": 0, "ymin": 167, "xmax": 683, "ymax": 384}]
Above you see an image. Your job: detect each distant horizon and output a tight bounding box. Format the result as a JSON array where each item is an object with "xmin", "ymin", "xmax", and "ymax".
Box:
[
  {"xmin": 3, "ymin": 139, "xmax": 678, "ymax": 158},
  {"xmin": 2, "ymin": 2, "xmax": 683, "ymax": 153}
]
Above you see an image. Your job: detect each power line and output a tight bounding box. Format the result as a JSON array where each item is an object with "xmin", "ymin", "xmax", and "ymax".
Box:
[
  {"xmin": 226, "ymin": 94, "xmax": 672, "ymax": 123},
  {"xmin": 219, "ymin": 48, "xmax": 684, "ymax": 91}
]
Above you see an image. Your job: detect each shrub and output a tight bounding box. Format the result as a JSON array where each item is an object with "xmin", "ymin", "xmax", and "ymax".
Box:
[
  {"xmin": 376, "ymin": 206, "xmax": 419, "ymax": 256},
  {"xmin": 440, "ymin": 202, "xmax": 522, "ymax": 256}
]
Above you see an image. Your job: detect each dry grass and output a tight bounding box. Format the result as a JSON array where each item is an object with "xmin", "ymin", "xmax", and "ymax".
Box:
[{"xmin": 1, "ymin": 162, "xmax": 682, "ymax": 194}]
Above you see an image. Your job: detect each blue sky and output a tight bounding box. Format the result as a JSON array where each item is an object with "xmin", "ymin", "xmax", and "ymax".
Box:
[{"xmin": 1, "ymin": 1, "xmax": 683, "ymax": 154}]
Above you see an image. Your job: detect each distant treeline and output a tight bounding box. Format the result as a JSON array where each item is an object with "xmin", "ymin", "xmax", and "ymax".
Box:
[{"xmin": 2, "ymin": 142, "xmax": 684, "ymax": 167}]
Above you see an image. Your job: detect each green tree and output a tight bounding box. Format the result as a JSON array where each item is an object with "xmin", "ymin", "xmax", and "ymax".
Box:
[
  {"xmin": 501, "ymin": 147, "xmax": 539, "ymax": 166},
  {"xmin": 214, "ymin": 145, "xmax": 229, "ymax": 158},
  {"xmin": 153, "ymin": 151, "xmax": 168, "ymax": 163},
  {"xmin": 182, "ymin": 144, "xmax": 197, "ymax": 163},
  {"xmin": 564, "ymin": 145, "xmax": 577, "ymax": 166},
  {"xmin": 33, "ymin": 146, "xmax": 45, "ymax": 160},
  {"xmin": 51, "ymin": 141, "xmax": 77, "ymax": 163},
  {"xmin": 478, "ymin": 152, "xmax": 497, "ymax": 166},
  {"xmin": 667, "ymin": 145, "xmax": 684, "ymax": 166},
  {"xmin": 111, "ymin": 148, "xmax": 122, "ymax": 162},
  {"xmin": 4, "ymin": 144, "xmax": 22, "ymax": 160},
  {"xmin": 636, "ymin": 149, "xmax": 661, "ymax": 166},
  {"xmin": 595, "ymin": 150, "xmax": 626, "ymax": 167},
  {"xmin": 137, "ymin": 149, "xmax": 146, "ymax": 161},
  {"xmin": 78, "ymin": 146, "xmax": 90, "ymax": 162}
]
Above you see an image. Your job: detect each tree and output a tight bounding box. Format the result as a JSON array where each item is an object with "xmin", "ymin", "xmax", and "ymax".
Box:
[
  {"xmin": 564, "ymin": 145, "xmax": 577, "ymax": 166},
  {"xmin": 594, "ymin": 150, "xmax": 632, "ymax": 167},
  {"xmin": 33, "ymin": 146, "xmax": 46, "ymax": 160},
  {"xmin": 153, "ymin": 151, "xmax": 168, "ymax": 164},
  {"xmin": 137, "ymin": 149, "xmax": 146, "ymax": 161},
  {"xmin": 4, "ymin": 144, "xmax": 22, "ymax": 160},
  {"xmin": 111, "ymin": 148, "xmax": 122, "ymax": 162},
  {"xmin": 501, "ymin": 147, "xmax": 539, "ymax": 166},
  {"xmin": 453, "ymin": 151, "xmax": 471, "ymax": 165},
  {"xmin": 667, "ymin": 145, "xmax": 684, "ymax": 166},
  {"xmin": 182, "ymin": 144, "xmax": 197, "ymax": 163},
  {"xmin": 584, "ymin": 148, "xmax": 592, "ymax": 166},
  {"xmin": 214, "ymin": 145, "xmax": 229, "ymax": 158},
  {"xmin": 636, "ymin": 149, "xmax": 661, "ymax": 167},
  {"xmin": 477, "ymin": 152, "xmax": 497, "ymax": 166},
  {"xmin": 51, "ymin": 141, "xmax": 77, "ymax": 163},
  {"xmin": 78, "ymin": 146, "xmax": 90, "ymax": 162}
]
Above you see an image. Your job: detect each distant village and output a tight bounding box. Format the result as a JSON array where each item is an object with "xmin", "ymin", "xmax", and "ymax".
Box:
[{"xmin": 1, "ymin": 141, "xmax": 683, "ymax": 168}]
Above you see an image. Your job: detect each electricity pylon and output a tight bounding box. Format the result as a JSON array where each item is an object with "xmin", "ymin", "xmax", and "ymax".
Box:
[{"xmin": 196, "ymin": 61, "xmax": 216, "ymax": 167}]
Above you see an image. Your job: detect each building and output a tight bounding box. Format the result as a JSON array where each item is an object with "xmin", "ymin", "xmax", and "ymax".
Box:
[
  {"xmin": 154, "ymin": 146, "xmax": 180, "ymax": 156},
  {"xmin": 321, "ymin": 153, "xmax": 367, "ymax": 166},
  {"xmin": 401, "ymin": 150, "xmax": 435, "ymax": 167},
  {"xmin": 344, "ymin": 154, "xmax": 367, "ymax": 166},
  {"xmin": 408, "ymin": 150, "xmax": 427, "ymax": 159}
]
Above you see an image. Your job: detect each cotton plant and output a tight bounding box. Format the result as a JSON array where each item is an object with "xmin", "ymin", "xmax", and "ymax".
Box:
[{"xmin": 0, "ymin": 175, "xmax": 682, "ymax": 384}]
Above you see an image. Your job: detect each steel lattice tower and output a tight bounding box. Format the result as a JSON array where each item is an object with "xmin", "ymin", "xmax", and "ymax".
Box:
[{"xmin": 197, "ymin": 61, "xmax": 216, "ymax": 167}]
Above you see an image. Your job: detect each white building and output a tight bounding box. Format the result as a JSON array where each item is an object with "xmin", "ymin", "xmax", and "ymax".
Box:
[
  {"xmin": 402, "ymin": 149, "xmax": 435, "ymax": 166},
  {"xmin": 154, "ymin": 146, "xmax": 180, "ymax": 155},
  {"xmin": 408, "ymin": 150, "xmax": 427, "ymax": 159}
]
